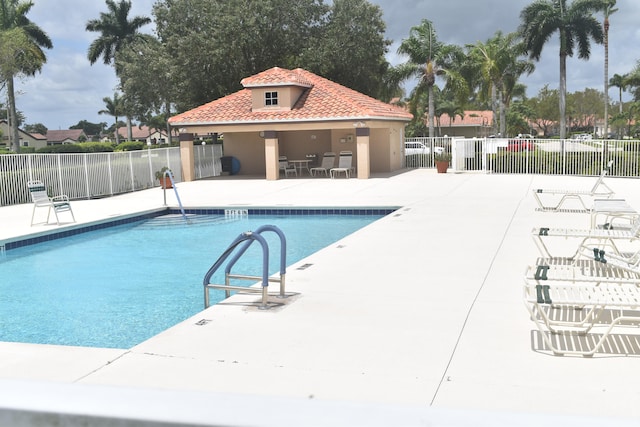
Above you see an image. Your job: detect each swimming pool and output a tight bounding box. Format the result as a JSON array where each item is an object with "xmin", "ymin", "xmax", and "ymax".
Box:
[{"xmin": 0, "ymin": 209, "xmax": 393, "ymax": 349}]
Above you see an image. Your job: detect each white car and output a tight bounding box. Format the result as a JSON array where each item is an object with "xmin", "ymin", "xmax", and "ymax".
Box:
[{"xmin": 405, "ymin": 142, "xmax": 444, "ymax": 155}]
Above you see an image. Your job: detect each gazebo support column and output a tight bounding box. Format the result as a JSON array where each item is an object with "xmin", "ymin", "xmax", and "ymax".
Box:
[
  {"xmin": 179, "ymin": 133, "xmax": 195, "ymax": 182},
  {"xmin": 356, "ymin": 127, "xmax": 370, "ymax": 179},
  {"xmin": 263, "ymin": 131, "xmax": 279, "ymax": 180}
]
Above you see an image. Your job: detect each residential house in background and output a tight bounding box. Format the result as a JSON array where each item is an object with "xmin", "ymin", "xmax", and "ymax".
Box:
[
  {"xmin": 116, "ymin": 125, "xmax": 171, "ymax": 145},
  {"xmin": 46, "ymin": 129, "xmax": 88, "ymax": 145},
  {"xmin": 0, "ymin": 120, "xmax": 47, "ymax": 150},
  {"xmin": 434, "ymin": 110, "xmax": 494, "ymax": 138}
]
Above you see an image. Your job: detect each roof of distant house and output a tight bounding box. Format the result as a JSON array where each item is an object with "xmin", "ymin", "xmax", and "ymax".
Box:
[
  {"xmin": 437, "ymin": 110, "xmax": 493, "ymax": 127},
  {"xmin": 169, "ymin": 67, "xmax": 413, "ymax": 125},
  {"xmin": 46, "ymin": 129, "xmax": 86, "ymax": 142},
  {"xmin": 116, "ymin": 125, "xmax": 167, "ymax": 139}
]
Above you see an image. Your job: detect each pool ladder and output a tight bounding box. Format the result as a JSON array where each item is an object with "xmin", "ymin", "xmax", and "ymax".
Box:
[
  {"xmin": 162, "ymin": 170, "xmax": 187, "ymax": 221},
  {"xmin": 203, "ymin": 225, "xmax": 287, "ymax": 310}
]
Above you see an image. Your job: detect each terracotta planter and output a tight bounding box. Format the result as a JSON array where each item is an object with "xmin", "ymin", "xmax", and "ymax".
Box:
[
  {"xmin": 435, "ymin": 161, "xmax": 449, "ymax": 174},
  {"xmin": 159, "ymin": 177, "xmax": 172, "ymax": 189}
]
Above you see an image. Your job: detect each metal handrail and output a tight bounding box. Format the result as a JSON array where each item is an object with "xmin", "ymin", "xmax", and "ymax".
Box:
[
  {"xmin": 162, "ymin": 170, "xmax": 187, "ymax": 221},
  {"xmin": 202, "ymin": 224, "xmax": 287, "ymax": 310}
]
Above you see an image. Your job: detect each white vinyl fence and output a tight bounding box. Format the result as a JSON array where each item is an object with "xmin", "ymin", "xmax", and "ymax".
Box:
[{"xmin": 1, "ymin": 145, "xmax": 223, "ymax": 206}]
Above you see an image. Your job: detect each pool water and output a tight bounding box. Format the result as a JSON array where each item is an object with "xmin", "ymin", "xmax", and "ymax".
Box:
[{"xmin": 0, "ymin": 212, "xmax": 385, "ymax": 349}]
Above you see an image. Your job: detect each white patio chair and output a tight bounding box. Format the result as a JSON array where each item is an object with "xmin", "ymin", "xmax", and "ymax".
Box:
[
  {"xmin": 330, "ymin": 151, "xmax": 354, "ymax": 178},
  {"xmin": 532, "ymin": 160, "xmax": 615, "ymax": 212},
  {"xmin": 28, "ymin": 180, "xmax": 76, "ymax": 226},
  {"xmin": 310, "ymin": 152, "xmax": 336, "ymax": 177},
  {"xmin": 279, "ymin": 156, "xmax": 297, "ymax": 177}
]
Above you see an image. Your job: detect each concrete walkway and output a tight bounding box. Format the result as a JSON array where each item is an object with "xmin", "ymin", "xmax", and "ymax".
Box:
[{"xmin": 1, "ymin": 169, "xmax": 639, "ymax": 425}]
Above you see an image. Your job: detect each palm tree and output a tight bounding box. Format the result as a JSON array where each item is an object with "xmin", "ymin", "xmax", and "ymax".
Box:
[
  {"xmin": 99, "ymin": 92, "xmax": 124, "ymax": 145},
  {"xmin": 609, "ymin": 73, "xmax": 627, "ymax": 114},
  {"xmin": 467, "ymin": 31, "xmax": 534, "ymax": 137},
  {"xmin": 86, "ymin": 0, "xmax": 151, "ymax": 141},
  {"xmin": 602, "ymin": 0, "xmax": 617, "ymax": 141},
  {"xmin": 519, "ymin": 0, "xmax": 604, "ymax": 140},
  {"xmin": 435, "ymin": 96, "xmax": 464, "ymax": 135},
  {"xmin": 0, "ymin": 0, "xmax": 52, "ymax": 152},
  {"xmin": 397, "ymin": 19, "xmax": 468, "ymax": 138}
]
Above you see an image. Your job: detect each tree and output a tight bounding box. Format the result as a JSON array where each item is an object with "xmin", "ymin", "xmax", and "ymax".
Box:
[
  {"xmin": 602, "ymin": 0, "xmax": 617, "ymax": 141},
  {"xmin": 566, "ymin": 88, "xmax": 604, "ymax": 132},
  {"xmin": 69, "ymin": 120, "xmax": 106, "ymax": 137},
  {"xmin": 528, "ymin": 85, "xmax": 560, "ymax": 137},
  {"xmin": 519, "ymin": 0, "xmax": 604, "ymax": 140},
  {"xmin": 0, "ymin": 0, "xmax": 52, "ymax": 152},
  {"xmin": 397, "ymin": 19, "xmax": 468, "ymax": 138},
  {"xmin": 609, "ymin": 73, "xmax": 627, "ymax": 114},
  {"xmin": 435, "ymin": 93, "xmax": 464, "ymax": 135},
  {"xmin": 467, "ymin": 31, "xmax": 534, "ymax": 137},
  {"xmin": 153, "ymin": 0, "xmax": 328, "ymax": 111},
  {"xmin": 23, "ymin": 122, "xmax": 46, "ymax": 134},
  {"xmin": 99, "ymin": 93, "xmax": 124, "ymax": 144},
  {"xmin": 302, "ymin": 0, "xmax": 391, "ymax": 99},
  {"xmin": 86, "ymin": 0, "xmax": 151, "ymax": 141},
  {"xmin": 116, "ymin": 37, "xmax": 177, "ymax": 141}
]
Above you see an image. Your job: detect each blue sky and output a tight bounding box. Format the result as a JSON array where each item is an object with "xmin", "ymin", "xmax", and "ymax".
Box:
[{"xmin": 14, "ymin": 0, "xmax": 640, "ymax": 130}]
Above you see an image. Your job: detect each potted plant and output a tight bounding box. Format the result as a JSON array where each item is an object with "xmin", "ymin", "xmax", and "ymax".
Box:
[
  {"xmin": 155, "ymin": 166, "xmax": 173, "ymax": 189},
  {"xmin": 434, "ymin": 152, "xmax": 451, "ymax": 174}
]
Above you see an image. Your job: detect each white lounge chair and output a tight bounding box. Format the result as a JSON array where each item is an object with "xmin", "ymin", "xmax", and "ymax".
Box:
[
  {"xmin": 279, "ymin": 156, "xmax": 297, "ymax": 177},
  {"xmin": 532, "ymin": 220, "xmax": 640, "ymax": 259},
  {"xmin": 330, "ymin": 151, "xmax": 354, "ymax": 178},
  {"xmin": 523, "ymin": 256, "xmax": 640, "ymax": 356},
  {"xmin": 523, "ymin": 279, "xmax": 640, "ymax": 356},
  {"xmin": 532, "ymin": 160, "xmax": 615, "ymax": 212},
  {"xmin": 310, "ymin": 152, "xmax": 336, "ymax": 177},
  {"xmin": 28, "ymin": 180, "xmax": 76, "ymax": 226}
]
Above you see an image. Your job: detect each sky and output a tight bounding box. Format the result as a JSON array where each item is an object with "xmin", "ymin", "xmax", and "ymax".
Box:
[{"xmin": 12, "ymin": 0, "xmax": 640, "ymax": 131}]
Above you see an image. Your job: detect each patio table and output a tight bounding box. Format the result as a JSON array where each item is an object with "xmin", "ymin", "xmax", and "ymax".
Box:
[{"xmin": 288, "ymin": 159, "xmax": 311, "ymax": 175}]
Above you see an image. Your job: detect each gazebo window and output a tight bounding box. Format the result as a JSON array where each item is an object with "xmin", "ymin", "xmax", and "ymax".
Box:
[{"xmin": 265, "ymin": 91, "xmax": 278, "ymax": 106}]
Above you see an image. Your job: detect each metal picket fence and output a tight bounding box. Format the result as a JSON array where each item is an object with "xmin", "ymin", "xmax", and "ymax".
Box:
[
  {"xmin": 0, "ymin": 145, "xmax": 223, "ymax": 206},
  {"xmin": 405, "ymin": 136, "xmax": 640, "ymax": 178}
]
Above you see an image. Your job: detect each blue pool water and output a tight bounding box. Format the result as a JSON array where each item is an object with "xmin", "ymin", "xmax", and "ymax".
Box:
[{"xmin": 0, "ymin": 211, "xmax": 388, "ymax": 349}]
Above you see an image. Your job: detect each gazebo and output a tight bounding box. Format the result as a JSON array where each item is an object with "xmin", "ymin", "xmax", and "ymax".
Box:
[{"xmin": 169, "ymin": 67, "xmax": 413, "ymax": 180}]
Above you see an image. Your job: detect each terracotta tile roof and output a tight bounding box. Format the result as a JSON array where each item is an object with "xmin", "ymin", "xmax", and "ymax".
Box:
[
  {"xmin": 240, "ymin": 67, "xmax": 313, "ymax": 88},
  {"xmin": 438, "ymin": 110, "xmax": 493, "ymax": 126},
  {"xmin": 169, "ymin": 67, "xmax": 413, "ymax": 125}
]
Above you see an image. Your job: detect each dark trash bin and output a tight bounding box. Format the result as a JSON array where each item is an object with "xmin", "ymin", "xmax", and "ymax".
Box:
[
  {"xmin": 220, "ymin": 156, "xmax": 240, "ymax": 175},
  {"xmin": 221, "ymin": 156, "xmax": 233, "ymax": 173}
]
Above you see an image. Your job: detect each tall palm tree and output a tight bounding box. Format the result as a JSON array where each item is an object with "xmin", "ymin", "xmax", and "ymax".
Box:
[
  {"xmin": 602, "ymin": 0, "xmax": 617, "ymax": 141},
  {"xmin": 99, "ymin": 92, "xmax": 123, "ymax": 145},
  {"xmin": 519, "ymin": 0, "xmax": 604, "ymax": 140},
  {"xmin": 0, "ymin": 0, "xmax": 52, "ymax": 152},
  {"xmin": 397, "ymin": 19, "xmax": 468, "ymax": 138},
  {"xmin": 86, "ymin": 0, "xmax": 150, "ymax": 141}
]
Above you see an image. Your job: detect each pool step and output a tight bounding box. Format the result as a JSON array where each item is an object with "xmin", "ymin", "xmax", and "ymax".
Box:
[{"xmin": 135, "ymin": 214, "xmax": 238, "ymax": 229}]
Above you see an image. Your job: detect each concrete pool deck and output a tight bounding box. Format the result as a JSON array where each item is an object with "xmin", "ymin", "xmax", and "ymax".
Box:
[{"xmin": 1, "ymin": 169, "xmax": 640, "ymax": 425}]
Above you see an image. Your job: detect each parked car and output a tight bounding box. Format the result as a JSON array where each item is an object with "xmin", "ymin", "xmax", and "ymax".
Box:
[
  {"xmin": 572, "ymin": 133, "xmax": 593, "ymax": 141},
  {"xmin": 405, "ymin": 142, "xmax": 445, "ymax": 155},
  {"xmin": 506, "ymin": 136, "xmax": 536, "ymax": 152}
]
